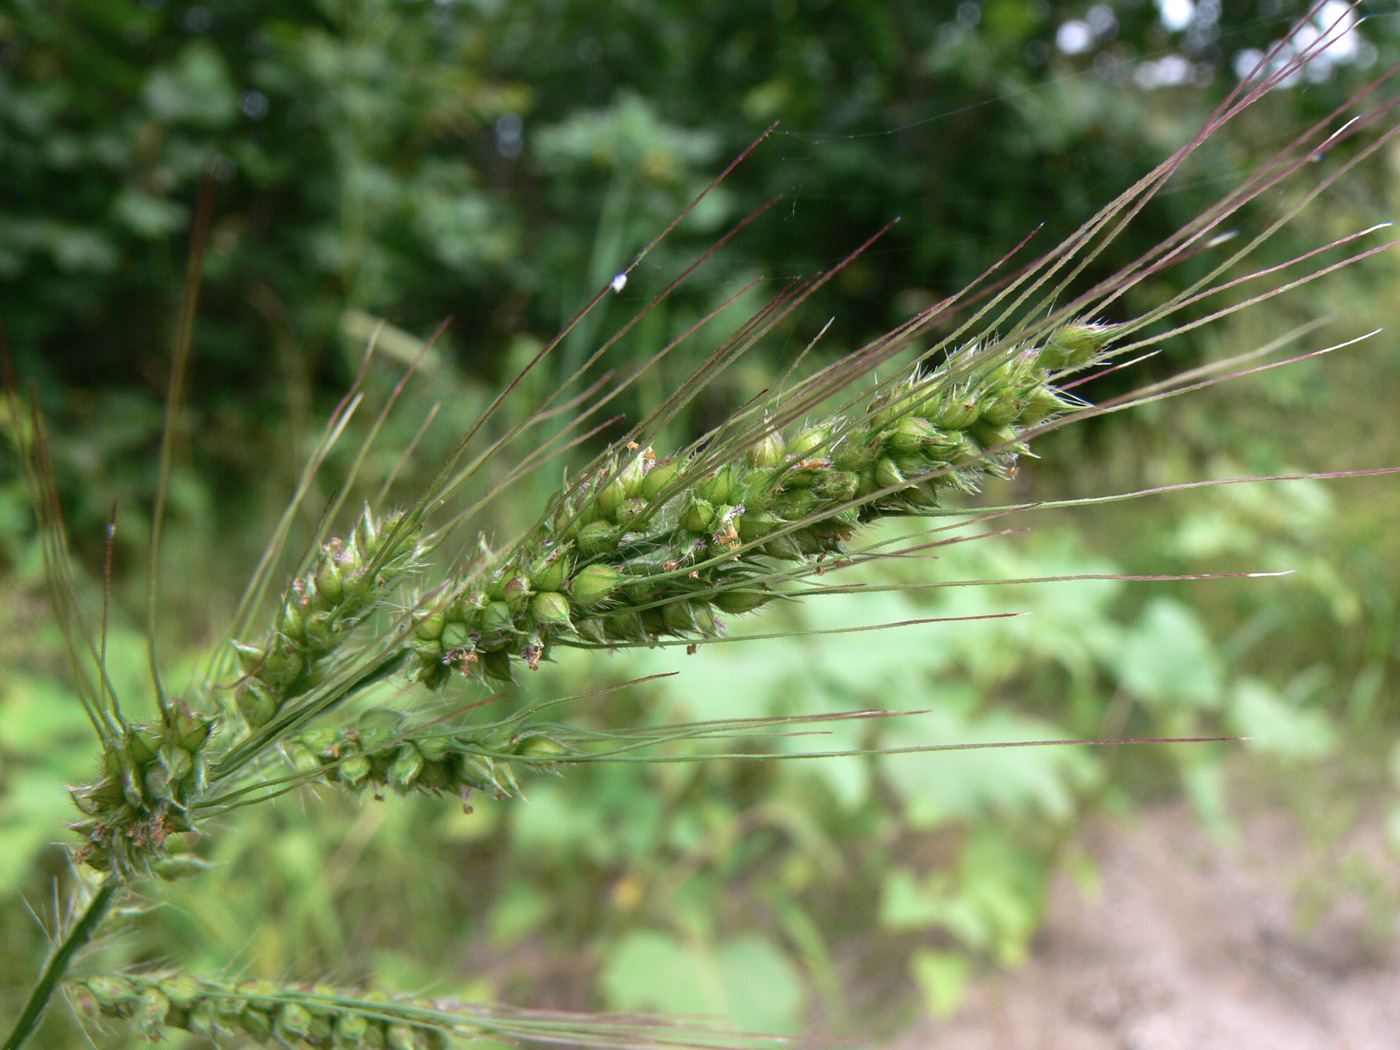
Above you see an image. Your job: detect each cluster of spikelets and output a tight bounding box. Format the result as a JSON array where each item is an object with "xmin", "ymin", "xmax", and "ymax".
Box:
[
  {"xmin": 73, "ymin": 971, "xmax": 785, "ymax": 1050},
  {"xmin": 233, "ymin": 508, "xmax": 425, "ymax": 729},
  {"xmin": 63, "ymin": 510, "xmax": 423, "ymax": 879},
  {"xmin": 76, "ymin": 974, "xmax": 455, "ymax": 1050},
  {"xmin": 58, "ymin": 324, "xmax": 1110, "ymax": 871},
  {"xmin": 65, "ymin": 705, "xmax": 215, "ymax": 879},
  {"xmin": 407, "ymin": 324, "xmax": 1109, "ymax": 688},
  {"xmin": 3, "ymin": 21, "xmax": 1388, "ymax": 1046},
  {"xmin": 285, "ymin": 708, "xmax": 567, "ymax": 805}
]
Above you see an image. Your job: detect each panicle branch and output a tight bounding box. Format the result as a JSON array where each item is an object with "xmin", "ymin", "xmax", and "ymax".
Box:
[
  {"xmin": 231, "ymin": 506, "xmax": 425, "ymax": 729},
  {"xmin": 404, "ymin": 324, "xmax": 1114, "ymax": 688},
  {"xmin": 74, "ymin": 972, "xmax": 794, "ymax": 1050}
]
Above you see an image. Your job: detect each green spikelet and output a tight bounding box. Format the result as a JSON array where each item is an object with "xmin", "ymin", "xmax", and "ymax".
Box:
[
  {"xmin": 73, "ymin": 969, "xmax": 743, "ymax": 1049},
  {"xmin": 66, "ymin": 704, "xmax": 216, "ymax": 880},
  {"xmin": 408, "ymin": 326, "xmax": 1107, "ymax": 684},
  {"xmin": 233, "ymin": 506, "xmax": 424, "ymax": 730},
  {"xmin": 281, "ymin": 711, "xmax": 567, "ymax": 804},
  {"xmin": 75, "ymin": 974, "xmax": 458, "ymax": 1049}
]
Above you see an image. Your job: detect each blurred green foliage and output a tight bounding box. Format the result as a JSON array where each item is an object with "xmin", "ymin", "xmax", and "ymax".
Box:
[{"xmin": 5, "ymin": 0, "xmax": 1400, "ymax": 1043}]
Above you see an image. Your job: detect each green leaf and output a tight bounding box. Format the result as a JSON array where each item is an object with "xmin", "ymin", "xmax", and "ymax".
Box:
[
  {"xmin": 878, "ymin": 830, "xmax": 1046, "ymax": 965},
  {"xmin": 112, "ymin": 189, "xmax": 189, "ymax": 238},
  {"xmin": 1229, "ymin": 678, "xmax": 1336, "ymax": 758},
  {"xmin": 878, "ymin": 868, "xmax": 945, "ymax": 931},
  {"xmin": 0, "ymin": 769, "xmax": 75, "ymax": 893},
  {"xmin": 143, "ymin": 42, "xmax": 238, "ymax": 126},
  {"xmin": 1108, "ymin": 598, "xmax": 1224, "ymax": 709},
  {"xmin": 880, "ymin": 704, "xmax": 1097, "ymax": 828},
  {"xmin": 490, "ymin": 883, "xmax": 554, "ymax": 947},
  {"xmin": 910, "ymin": 949, "xmax": 970, "ymax": 1020},
  {"xmin": 601, "ymin": 930, "xmax": 805, "ymax": 1033}
]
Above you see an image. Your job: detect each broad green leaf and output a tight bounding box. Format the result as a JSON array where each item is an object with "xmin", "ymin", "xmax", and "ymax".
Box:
[
  {"xmin": 1107, "ymin": 598, "xmax": 1224, "ymax": 709},
  {"xmin": 601, "ymin": 930, "xmax": 804, "ymax": 1033},
  {"xmin": 910, "ymin": 949, "xmax": 970, "ymax": 1020},
  {"xmin": 1229, "ymin": 678, "xmax": 1336, "ymax": 758}
]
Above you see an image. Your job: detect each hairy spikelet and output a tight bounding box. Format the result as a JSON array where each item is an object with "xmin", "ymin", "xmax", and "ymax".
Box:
[
  {"xmin": 65, "ymin": 705, "xmax": 215, "ymax": 879},
  {"xmin": 283, "ymin": 708, "xmax": 566, "ymax": 803},
  {"xmin": 234, "ymin": 507, "xmax": 425, "ymax": 728},
  {"xmin": 408, "ymin": 325, "xmax": 1111, "ymax": 687},
  {"xmin": 77, "ymin": 973, "xmax": 465, "ymax": 1049},
  {"xmin": 75, "ymin": 972, "xmax": 790, "ymax": 1050},
  {"xmin": 61, "ymin": 508, "xmax": 425, "ymax": 879},
  {"xmin": 59, "ymin": 322, "xmax": 1111, "ymax": 872}
]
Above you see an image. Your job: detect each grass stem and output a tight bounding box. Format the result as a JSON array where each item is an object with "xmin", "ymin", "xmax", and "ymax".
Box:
[{"xmin": 2, "ymin": 879, "xmax": 118, "ymax": 1050}]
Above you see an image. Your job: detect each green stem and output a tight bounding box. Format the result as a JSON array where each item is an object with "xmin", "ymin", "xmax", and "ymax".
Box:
[{"xmin": 2, "ymin": 879, "xmax": 118, "ymax": 1050}]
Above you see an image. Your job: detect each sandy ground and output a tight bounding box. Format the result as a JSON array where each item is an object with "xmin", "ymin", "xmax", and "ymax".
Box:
[{"xmin": 895, "ymin": 803, "xmax": 1400, "ymax": 1050}]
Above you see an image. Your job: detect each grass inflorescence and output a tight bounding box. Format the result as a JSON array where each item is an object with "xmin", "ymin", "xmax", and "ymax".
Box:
[
  {"xmin": 407, "ymin": 325, "xmax": 1110, "ymax": 688},
  {"xmin": 4, "ymin": 9, "xmax": 1398, "ymax": 1048},
  {"xmin": 233, "ymin": 507, "xmax": 426, "ymax": 729},
  {"xmin": 74, "ymin": 972, "xmax": 793, "ymax": 1050}
]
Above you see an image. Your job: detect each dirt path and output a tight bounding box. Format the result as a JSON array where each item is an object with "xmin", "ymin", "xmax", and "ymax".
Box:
[{"xmin": 895, "ymin": 804, "xmax": 1400, "ymax": 1050}]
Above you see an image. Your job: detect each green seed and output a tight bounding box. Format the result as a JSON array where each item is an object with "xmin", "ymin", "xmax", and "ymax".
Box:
[
  {"xmin": 414, "ymin": 613, "xmax": 445, "ymax": 641},
  {"xmin": 1019, "ymin": 387, "xmax": 1070, "ymax": 425},
  {"xmin": 972, "ymin": 421, "xmax": 1020, "ymax": 449},
  {"xmin": 712, "ymin": 587, "xmax": 773, "ymax": 614},
  {"xmin": 682, "ymin": 496, "xmax": 716, "ymax": 533},
  {"xmin": 662, "ymin": 600, "xmax": 715, "ymax": 635},
  {"xmin": 334, "ymin": 1012, "xmax": 370, "ymax": 1047},
  {"xmin": 618, "ymin": 453, "xmax": 648, "ymax": 498},
  {"xmin": 834, "ymin": 432, "xmax": 880, "ymax": 470},
  {"xmin": 788, "ymin": 424, "xmax": 831, "ymax": 458},
  {"xmin": 699, "ymin": 463, "xmax": 741, "ymax": 504},
  {"xmin": 276, "ymin": 1002, "xmax": 314, "ymax": 1041},
  {"xmin": 933, "ymin": 396, "xmax": 979, "ymax": 430},
  {"xmin": 290, "ymin": 745, "xmax": 322, "ymax": 775},
  {"xmin": 531, "ymin": 552, "xmax": 573, "ymax": 592},
  {"xmin": 239, "ymin": 1006, "xmax": 274, "ymax": 1039},
  {"xmin": 980, "ymin": 395, "xmax": 1022, "ymax": 426},
  {"xmin": 440, "ymin": 621, "xmax": 471, "ymax": 650},
  {"xmin": 640, "ymin": 457, "xmax": 684, "ymax": 500},
  {"xmin": 814, "ymin": 470, "xmax": 859, "ymax": 503},
  {"xmin": 233, "ymin": 641, "xmax": 265, "ymax": 675},
  {"xmin": 604, "ymin": 611, "xmax": 647, "ymax": 641},
  {"xmin": 262, "ymin": 642, "xmax": 303, "ymax": 686},
  {"xmin": 874, "ymin": 456, "xmax": 907, "ymax": 490},
  {"xmin": 746, "ymin": 430, "xmax": 786, "ymax": 468},
  {"xmin": 480, "ymin": 649, "xmax": 513, "ymax": 681},
  {"xmin": 886, "ymin": 415, "xmax": 941, "ymax": 453},
  {"xmin": 738, "ymin": 510, "xmax": 783, "ymax": 539},
  {"xmin": 570, "ymin": 564, "xmax": 626, "ymax": 607},
  {"xmin": 389, "ymin": 745, "xmax": 425, "ymax": 791},
  {"xmin": 237, "ymin": 682, "xmax": 277, "ymax": 727},
  {"xmin": 783, "ymin": 459, "xmax": 830, "ymax": 490},
  {"xmin": 160, "ymin": 746, "xmax": 193, "ymax": 784},
  {"xmin": 577, "ymin": 519, "xmax": 621, "ymax": 554},
  {"xmin": 1040, "ymin": 322, "xmax": 1116, "ymax": 370},
  {"xmin": 340, "ymin": 754, "xmax": 372, "ymax": 789},
  {"xmin": 278, "ymin": 599, "xmax": 307, "ymax": 641},
  {"xmin": 614, "ymin": 497, "xmax": 649, "ymax": 526},
  {"xmin": 531, "ymin": 590, "xmax": 572, "ymax": 628},
  {"xmin": 516, "ymin": 735, "xmax": 568, "ymax": 758},
  {"xmin": 158, "ymin": 976, "xmax": 203, "ymax": 1009},
  {"xmin": 480, "ymin": 600, "xmax": 514, "ymax": 633},
  {"xmin": 314, "ymin": 558, "xmax": 345, "ymax": 604},
  {"xmin": 595, "ymin": 472, "xmax": 629, "ymax": 519},
  {"xmin": 497, "ymin": 571, "xmax": 532, "ymax": 613},
  {"xmin": 903, "ymin": 481, "xmax": 942, "ymax": 508}
]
